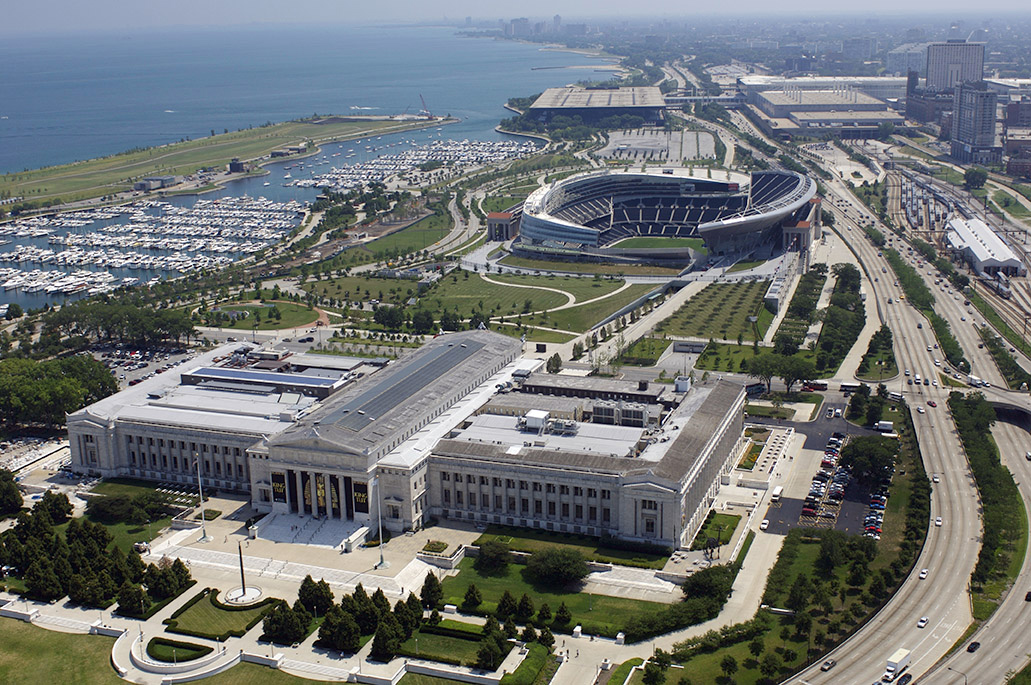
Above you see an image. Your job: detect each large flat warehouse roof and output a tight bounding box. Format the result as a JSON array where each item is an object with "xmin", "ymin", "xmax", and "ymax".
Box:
[
  {"xmin": 530, "ymin": 87, "xmax": 665, "ymax": 110},
  {"xmin": 758, "ymin": 90, "xmax": 885, "ymax": 108}
]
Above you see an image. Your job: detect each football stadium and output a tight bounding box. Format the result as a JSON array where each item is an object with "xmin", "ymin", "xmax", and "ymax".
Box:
[{"xmin": 515, "ymin": 168, "xmax": 819, "ymax": 265}]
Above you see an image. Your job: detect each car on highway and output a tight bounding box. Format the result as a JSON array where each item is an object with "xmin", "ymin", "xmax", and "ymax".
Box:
[
  {"xmin": 917, "ymin": 406, "xmax": 925, "ymax": 414},
  {"xmin": 1025, "ymin": 591, "xmax": 1031, "ymax": 602},
  {"xmin": 820, "ymin": 659, "xmax": 837, "ymax": 672},
  {"xmin": 935, "ymin": 516, "xmax": 943, "ymax": 527},
  {"xmin": 932, "ymin": 474, "xmax": 940, "ymax": 483},
  {"xmin": 927, "ymin": 400, "xmax": 937, "ymax": 407},
  {"xmin": 919, "ymin": 568, "xmax": 929, "ymax": 579},
  {"xmin": 898, "ymin": 674, "xmax": 913, "ymax": 685},
  {"xmin": 967, "ymin": 641, "xmax": 981, "ymax": 653},
  {"xmin": 917, "ymin": 616, "xmax": 929, "ymax": 628}
]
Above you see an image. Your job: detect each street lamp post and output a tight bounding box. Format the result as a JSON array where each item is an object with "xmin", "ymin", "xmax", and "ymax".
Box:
[
  {"xmin": 373, "ymin": 476, "xmax": 389, "ymax": 569},
  {"xmin": 194, "ymin": 454, "xmax": 210, "ymax": 542},
  {"xmin": 947, "ymin": 666, "xmax": 969, "ymax": 685}
]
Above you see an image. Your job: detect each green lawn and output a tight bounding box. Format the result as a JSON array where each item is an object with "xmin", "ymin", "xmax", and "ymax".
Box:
[
  {"xmin": 618, "ymin": 337, "xmax": 672, "ymax": 366},
  {"xmin": 612, "ymin": 237, "xmax": 706, "ymax": 252},
  {"xmin": 365, "ymin": 212, "xmax": 452, "ymax": 256},
  {"xmin": 55, "ymin": 514, "xmax": 172, "ymax": 555},
  {"xmin": 856, "ymin": 347, "xmax": 899, "ymax": 382},
  {"xmin": 727, "ymin": 259, "xmax": 766, "ymax": 273},
  {"xmin": 656, "ymin": 281, "xmax": 771, "ymax": 341},
  {"xmin": 739, "ymin": 442, "xmax": 764, "ymax": 470},
  {"xmin": 488, "ymin": 273, "xmax": 625, "ymax": 303},
  {"xmin": 0, "ymin": 617, "xmax": 329, "ymax": 684},
  {"xmin": 993, "ymin": 190, "xmax": 1030, "ymax": 219},
  {"xmin": 215, "ymin": 301, "xmax": 319, "ymax": 330},
  {"xmin": 398, "ymin": 675, "xmax": 468, "ymax": 685},
  {"xmin": 399, "ymin": 630, "xmax": 487, "ymax": 666},
  {"xmin": 498, "ymin": 255, "xmax": 682, "ymax": 276},
  {"xmin": 491, "ymin": 325, "xmax": 576, "ymax": 344},
  {"xmin": 91, "ymin": 477, "xmax": 197, "ymax": 504},
  {"xmin": 546, "ymin": 284, "xmax": 658, "ymax": 332},
  {"xmin": 147, "ymin": 637, "xmax": 212, "ymax": 662},
  {"xmin": 475, "ymin": 525, "xmax": 669, "ymax": 568},
  {"xmin": 481, "ymin": 195, "xmax": 527, "ymax": 214},
  {"xmin": 166, "ymin": 591, "xmax": 275, "ymax": 639},
  {"xmin": 690, "ymin": 513, "xmax": 740, "ymax": 550},
  {"xmin": 0, "ymin": 118, "xmax": 438, "ymax": 206},
  {"xmin": 440, "ymin": 558, "xmax": 668, "ymax": 637},
  {"xmin": 422, "ymin": 273, "xmax": 569, "ymax": 318}
]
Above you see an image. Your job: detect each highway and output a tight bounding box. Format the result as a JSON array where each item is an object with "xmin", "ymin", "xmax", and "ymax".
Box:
[
  {"xmin": 789, "ymin": 175, "xmax": 983, "ymax": 684},
  {"xmin": 927, "ymin": 418, "xmax": 1031, "ymax": 684}
]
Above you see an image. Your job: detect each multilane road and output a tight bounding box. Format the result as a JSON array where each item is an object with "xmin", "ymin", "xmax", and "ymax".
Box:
[{"xmin": 790, "ymin": 176, "xmax": 983, "ymax": 684}]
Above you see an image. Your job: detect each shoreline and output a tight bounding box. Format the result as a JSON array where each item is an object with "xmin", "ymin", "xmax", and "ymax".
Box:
[
  {"xmin": 165, "ymin": 117, "xmax": 460, "ymax": 198},
  {"xmin": 495, "ymin": 126, "xmax": 552, "ymax": 144}
]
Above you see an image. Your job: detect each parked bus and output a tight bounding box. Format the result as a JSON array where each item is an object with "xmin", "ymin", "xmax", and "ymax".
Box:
[
  {"xmin": 771, "ymin": 486, "xmax": 784, "ymax": 503},
  {"xmin": 803, "ymin": 380, "xmax": 828, "ymax": 391},
  {"xmin": 839, "ymin": 382, "xmax": 862, "ymax": 394}
]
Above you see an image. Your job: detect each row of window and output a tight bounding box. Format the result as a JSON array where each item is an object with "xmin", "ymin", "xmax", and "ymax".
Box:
[
  {"xmin": 440, "ymin": 473, "xmax": 610, "ymax": 499},
  {"xmin": 441, "ymin": 490, "xmax": 611, "ymax": 523},
  {"xmin": 127, "ymin": 435, "xmax": 242, "ymax": 457},
  {"xmin": 128, "ymin": 451, "xmax": 247, "ymax": 479}
]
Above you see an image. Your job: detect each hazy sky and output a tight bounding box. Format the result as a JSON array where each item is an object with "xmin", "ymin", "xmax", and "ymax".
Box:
[{"xmin": 3, "ymin": 0, "xmax": 1029, "ymax": 34}]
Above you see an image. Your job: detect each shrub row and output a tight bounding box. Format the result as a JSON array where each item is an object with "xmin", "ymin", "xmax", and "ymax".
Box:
[
  {"xmin": 117, "ymin": 580, "xmax": 197, "ymax": 621},
  {"xmin": 163, "ymin": 589, "xmax": 278, "ymax": 641}
]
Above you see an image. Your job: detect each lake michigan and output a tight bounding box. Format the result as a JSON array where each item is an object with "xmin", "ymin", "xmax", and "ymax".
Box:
[{"xmin": 0, "ymin": 24, "xmax": 609, "ymax": 174}]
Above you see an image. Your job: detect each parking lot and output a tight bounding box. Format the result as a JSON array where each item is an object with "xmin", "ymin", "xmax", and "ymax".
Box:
[{"xmin": 91, "ymin": 344, "xmax": 198, "ymax": 389}]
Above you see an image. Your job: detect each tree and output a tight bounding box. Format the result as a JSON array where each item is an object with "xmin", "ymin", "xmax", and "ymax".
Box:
[
  {"xmin": 463, "ymin": 584, "xmax": 483, "ymax": 610},
  {"xmin": 496, "ymin": 589, "xmax": 517, "ymax": 619},
  {"xmin": 475, "ymin": 540, "xmax": 511, "ymax": 575},
  {"xmin": 538, "ymin": 625, "xmax": 555, "ymax": 649},
  {"xmin": 536, "ymin": 602, "xmax": 552, "ymax": 625},
  {"xmin": 748, "ymin": 638, "xmax": 764, "ymax": 659},
  {"xmin": 642, "ymin": 662, "xmax": 668, "ymax": 685},
  {"xmin": 370, "ymin": 614, "xmax": 402, "ymax": 661},
  {"xmin": 786, "ymin": 574, "xmax": 813, "ymax": 614},
  {"xmin": 298, "ymin": 575, "xmax": 334, "ymax": 616},
  {"xmin": 504, "ymin": 617, "xmax": 519, "ymax": 639},
  {"xmin": 964, "ymin": 167, "xmax": 988, "ymax": 190},
  {"xmin": 116, "ymin": 581, "xmax": 149, "ymax": 616},
  {"xmin": 525, "ymin": 548, "xmax": 589, "ymax": 586},
  {"xmin": 546, "ymin": 353, "xmax": 563, "ymax": 374},
  {"xmin": 319, "ymin": 605, "xmax": 361, "ymax": 653},
  {"xmin": 521, "ymin": 625, "xmax": 538, "ymax": 643},
  {"xmin": 554, "ymin": 602, "xmax": 572, "ymax": 626},
  {"xmin": 778, "ymin": 356, "xmax": 817, "ymax": 394},
  {"xmin": 720, "ymin": 654, "xmax": 739, "ymax": 680},
  {"xmin": 5, "ymin": 303, "xmax": 23, "ymax": 320},
  {"xmin": 0, "ymin": 470, "xmax": 22, "ymax": 516},
  {"xmin": 421, "ymin": 572, "xmax": 443, "ymax": 609},
  {"xmin": 745, "ymin": 354, "xmax": 780, "ymax": 393},
  {"xmin": 840, "ymin": 435, "xmax": 898, "ymax": 484},
  {"xmin": 759, "ymin": 652, "xmax": 783, "ymax": 679},
  {"xmin": 516, "ymin": 594, "xmax": 535, "ymax": 622},
  {"xmin": 476, "ymin": 636, "xmax": 503, "ymax": 670},
  {"xmin": 411, "ymin": 309, "xmax": 435, "ymax": 335}
]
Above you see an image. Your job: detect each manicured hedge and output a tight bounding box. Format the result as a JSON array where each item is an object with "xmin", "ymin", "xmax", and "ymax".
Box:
[
  {"xmin": 163, "ymin": 587, "xmax": 279, "ymax": 641},
  {"xmin": 146, "ymin": 636, "xmax": 212, "ymax": 663},
  {"xmin": 115, "ymin": 580, "xmax": 197, "ymax": 621}
]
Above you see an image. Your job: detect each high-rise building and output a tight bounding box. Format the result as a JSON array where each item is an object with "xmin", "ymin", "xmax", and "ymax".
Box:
[
  {"xmin": 553, "ymin": 14, "xmax": 561, "ymax": 33},
  {"xmin": 951, "ymin": 81, "xmax": 1000, "ymax": 164},
  {"xmin": 926, "ymin": 40, "xmax": 984, "ymax": 91},
  {"xmin": 886, "ymin": 43, "xmax": 928, "ymax": 77}
]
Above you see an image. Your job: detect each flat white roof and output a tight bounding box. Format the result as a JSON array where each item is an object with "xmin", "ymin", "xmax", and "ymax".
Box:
[
  {"xmin": 376, "ymin": 357, "xmax": 544, "ymax": 470},
  {"xmin": 946, "ymin": 217, "xmax": 1023, "ymax": 271},
  {"xmin": 456, "ymin": 414, "xmax": 642, "ymax": 458}
]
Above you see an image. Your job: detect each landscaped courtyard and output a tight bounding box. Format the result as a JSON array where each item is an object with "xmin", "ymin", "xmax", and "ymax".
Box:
[{"xmin": 655, "ymin": 281, "xmax": 772, "ymax": 342}]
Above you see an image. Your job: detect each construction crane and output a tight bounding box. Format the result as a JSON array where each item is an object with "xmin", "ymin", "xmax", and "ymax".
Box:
[{"xmin": 419, "ymin": 94, "xmax": 432, "ymax": 119}]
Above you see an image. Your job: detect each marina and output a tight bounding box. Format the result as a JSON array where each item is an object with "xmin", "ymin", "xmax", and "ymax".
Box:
[{"xmin": 0, "ymin": 196, "xmax": 303, "ymax": 309}]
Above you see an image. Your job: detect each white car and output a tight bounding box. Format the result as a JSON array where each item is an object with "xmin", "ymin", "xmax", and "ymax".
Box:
[
  {"xmin": 917, "ymin": 406, "xmax": 925, "ymax": 414},
  {"xmin": 935, "ymin": 516, "xmax": 943, "ymax": 527},
  {"xmin": 932, "ymin": 474, "xmax": 940, "ymax": 483},
  {"xmin": 919, "ymin": 568, "xmax": 929, "ymax": 580},
  {"xmin": 760, "ymin": 519, "xmax": 770, "ymax": 531},
  {"xmin": 918, "ymin": 616, "xmax": 929, "ymax": 629}
]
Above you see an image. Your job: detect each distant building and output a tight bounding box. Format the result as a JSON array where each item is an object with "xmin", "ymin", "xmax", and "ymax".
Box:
[
  {"xmin": 925, "ymin": 40, "xmax": 984, "ymax": 91},
  {"xmin": 228, "ymin": 158, "xmax": 246, "ymax": 173},
  {"xmin": 133, "ymin": 176, "xmax": 177, "ymax": 191},
  {"xmin": 1004, "ymin": 129, "xmax": 1031, "ymax": 157},
  {"xmin": 1005, "ymin": 96, "xmax": 1031, "ymax": 128},
  {"xmin": 951, "ymin": 82, "xmax": 1000, "ymax": 164},
  {"xmin": 736, "ymin": 75, "xmax": 908, "ymax": 103},
  {"xmin": 487, "ymin": 212, "xmax": 517, "ymax": 241},
  {"xmin": 1007, "ymin": 156, "xmax": 1031, "ymax": 178},
  {"xmin": 527, "ymin": 87, "xmax": 665, "ymax": 125},
  {"xmin": 842, "ymin": 37, "xmax": 877, "ymax": 61},
  {"xmin": 886, "ymin": 43, "xmax": 929, "ymax": 76}
]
